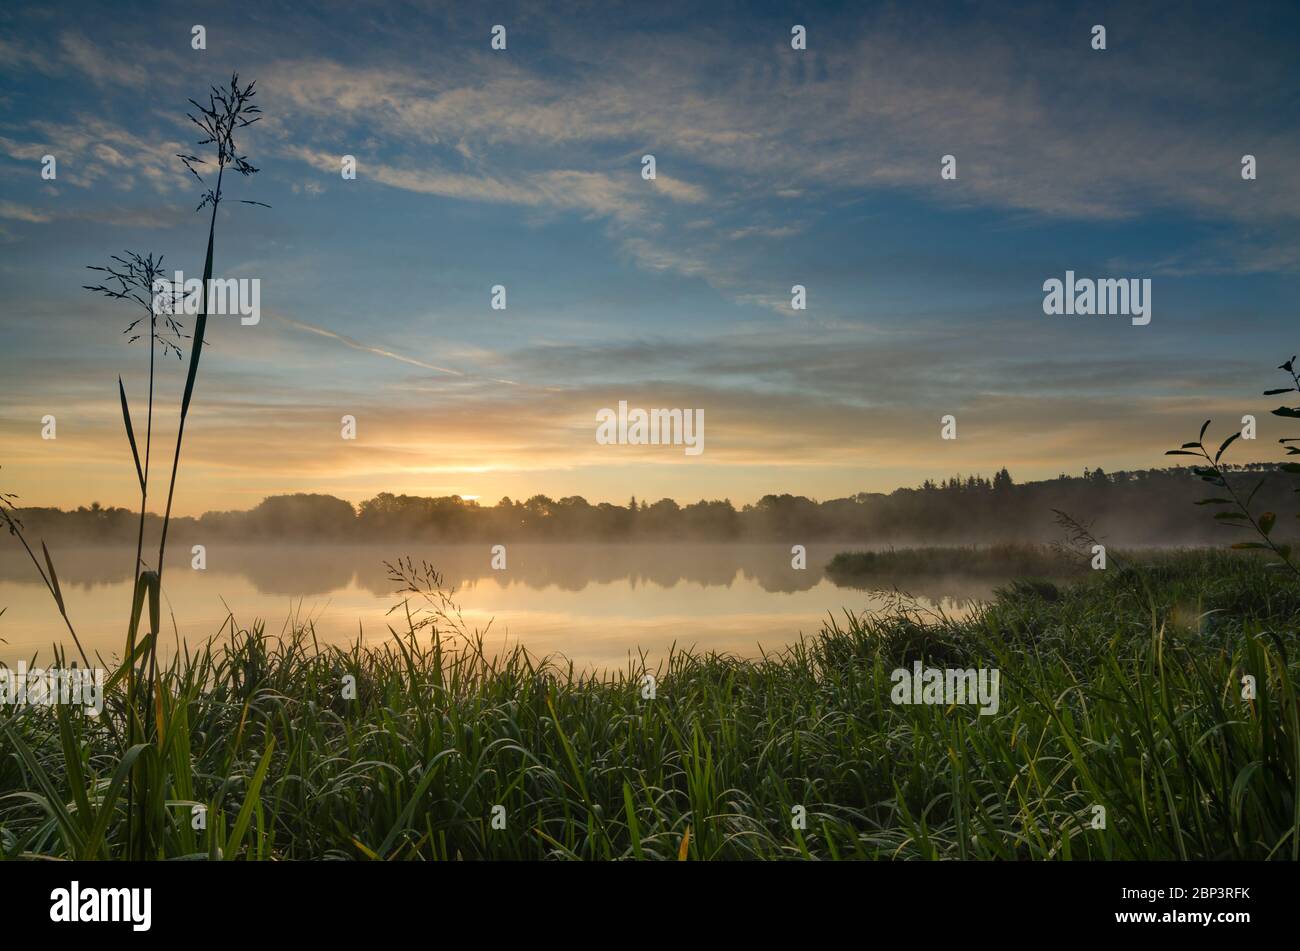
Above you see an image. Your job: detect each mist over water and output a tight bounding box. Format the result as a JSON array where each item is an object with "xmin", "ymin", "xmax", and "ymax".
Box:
[{"xmin": 0, "ymin": 543, "xmax": 1000, "ymax": 670}]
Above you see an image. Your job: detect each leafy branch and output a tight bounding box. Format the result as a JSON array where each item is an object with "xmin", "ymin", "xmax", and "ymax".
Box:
[{"xmin": 1166, "ymin": 356, "xmax": 1300, "ymax": 578}]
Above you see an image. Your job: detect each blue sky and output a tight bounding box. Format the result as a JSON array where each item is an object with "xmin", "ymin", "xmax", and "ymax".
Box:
[{"xmin": 2, "ymin": 0, "xmax": 1299, "ymax": 514}]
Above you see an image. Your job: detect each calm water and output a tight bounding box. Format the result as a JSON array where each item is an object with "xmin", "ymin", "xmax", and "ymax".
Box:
[{"xmin": 0, "ymin": 543, "xmax": 999, "ymax": 670}]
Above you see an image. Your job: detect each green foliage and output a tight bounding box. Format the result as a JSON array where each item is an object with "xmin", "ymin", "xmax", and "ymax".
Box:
[{"xmin": 1168, "ymin": 355, "xmax": 1300, "ymax": 578}]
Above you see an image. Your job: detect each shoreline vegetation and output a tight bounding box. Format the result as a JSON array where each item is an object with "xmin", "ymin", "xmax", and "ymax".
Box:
[
  {"xmin": 10, "ymin": 463, "xmax": 1299, "ymax": 546},
  {"xmin": 826, "ymin": 543, "xmax": 1091, "ymax": 584},
  {"xmin": 2, "ymin": 548, "xmax": 1297, "ymax": 860}
]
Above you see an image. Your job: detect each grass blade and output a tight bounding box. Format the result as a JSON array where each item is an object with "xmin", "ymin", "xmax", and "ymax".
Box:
[{"xmin": 118, "ymin": 376, "xmax": 145, "ymax": 491}]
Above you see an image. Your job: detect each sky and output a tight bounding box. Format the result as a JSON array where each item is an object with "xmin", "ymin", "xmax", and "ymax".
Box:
[{"xmin": 1, "ymin": 0, "xmax": 1299, "ymax": 516}]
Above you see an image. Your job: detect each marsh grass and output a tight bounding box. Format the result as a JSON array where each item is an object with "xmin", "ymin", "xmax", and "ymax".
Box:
[
  {"xmin": 1, "ymin": 548, "xmax": 1295, "ymax": 860},
  {"xmin": 826, "ymin": 543, "xmax": 1088, "ymax": 584}
]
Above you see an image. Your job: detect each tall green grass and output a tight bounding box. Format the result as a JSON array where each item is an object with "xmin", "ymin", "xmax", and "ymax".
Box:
[{"xmin": 1, "ymin": 548, "xmax": 1295, "ymax": 860}]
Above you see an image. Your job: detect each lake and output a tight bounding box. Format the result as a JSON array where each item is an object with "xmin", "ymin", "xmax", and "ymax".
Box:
[{"xmin": 0, "ymin": 543, "xmax": 1000, "ymax": 670}]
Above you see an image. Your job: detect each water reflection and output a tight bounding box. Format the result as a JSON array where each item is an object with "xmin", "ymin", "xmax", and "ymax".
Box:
[
  {"xmin": 0, "ymin": 543, "xmax": 1004, "ymax": 668},
  {"xmin": 2, "ymin": 543, "xmax": 855, "ymax": 594}
]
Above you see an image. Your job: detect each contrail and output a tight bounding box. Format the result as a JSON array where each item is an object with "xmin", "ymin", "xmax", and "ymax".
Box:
[
  {"xmin": 278, "ymin": 314, "xmax": 523, "ymax": 386},
  {"xmin": 278, "ymin": 315, "xmax": 464, "ymax": 376}
]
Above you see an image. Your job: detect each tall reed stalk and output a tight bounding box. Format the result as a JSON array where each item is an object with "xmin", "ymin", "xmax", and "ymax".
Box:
[
  {"xmin": 154, "ymin": 73, "xmax": 264, "ymax": 688},
  {"xmin": 74, "ymin": 75, "xmax": 265, "ymax": 859}
]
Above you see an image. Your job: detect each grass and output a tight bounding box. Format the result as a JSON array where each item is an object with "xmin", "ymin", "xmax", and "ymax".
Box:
[{"xmin": 1, "ymin": 547, "xmax": 1296, "ymax": 860}]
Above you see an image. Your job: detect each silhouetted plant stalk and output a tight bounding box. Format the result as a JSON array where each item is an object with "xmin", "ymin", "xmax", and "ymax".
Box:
[
  {"xmin": 84, "ymin": 252, "xmax": 186, "ymax": 860},
  {"xmin": 150, "ymin": 73, "xmax": 265, "ymax": 689},
  {"xmin": 80, "ymin": 253, "xmax": 188, "ymax": 784},
  {"xmin": 63, "ymin": 74, "xmax": 265, "ymax": 861},
  {"xmin": 94, "ymin": 72, "xmax": 269, "ymax": 859},
  {"xmin": 1167, "ymin": 355, "xmax": 1300, "ymax": 578},
  {"xmin": 84, "ymin": 252, "xmax": 184, "ymax": 722}
]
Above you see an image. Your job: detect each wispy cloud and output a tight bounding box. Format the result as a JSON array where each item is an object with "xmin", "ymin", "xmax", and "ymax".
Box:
[
  {"xmin": 57, "ymin": 32, "xmax": 150, "ymax": 88},
  {"xmin": 0, "ymin": 116, "xmax": 190, "ymax": 192}
]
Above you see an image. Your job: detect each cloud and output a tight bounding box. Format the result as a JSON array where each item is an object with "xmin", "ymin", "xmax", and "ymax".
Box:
[
  {"xmin": 2, "ymin": 297, "xmax": 1286, "ymax": 514},
  {"xmin": 282, "ymin": 144, "xmax": 648, "ymax": 221},
  {"xmin": 5, "ymin": 328, "xmax": 1272, "ymax": 514},
  {"xmin": 729, "ymin": 225, "xmax": 804, "ymax": 240},
  {"xmin": 0, "ymin": 201, "xmax": 54, "ymax": 223},
  {"xmin": 11, "ymin": 13, "xmax": 1300, "ymax": 232},
  {"xmin": 261, "ymin": 20, "xmax": 1300, "ymax": 228},
  {"xmin": 247, "ymin": 16, "xmax": 1300, "ymax": 292},
  {"xmin": 12, "ymin": 15, "xmax": 1296, "ymax": 289},
  {"xmin": 57, "ymin": 32, "xmax": 150, "ymax": 88},
  {"xmin": 649, "ymin": 175, "xmax": 708, "ymax": 204},
  {"xmin": 0, "ymin": 197, "xmax": 184, "ymax": 228},
  {"xmin": 0, "ymin": 36, "xmax": 56, "ymax": 75},
  {"xmin": 0, "ymin": 116, "xmax": 190, "ymax": 192}
]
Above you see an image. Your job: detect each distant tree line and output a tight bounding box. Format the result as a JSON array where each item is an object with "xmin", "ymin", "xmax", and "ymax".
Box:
[{"xmin": 12, "ymin": 464, "xmax": 1297, "ymax": 546}]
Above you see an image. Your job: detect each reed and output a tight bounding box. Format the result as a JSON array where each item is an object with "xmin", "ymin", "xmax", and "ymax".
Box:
[{"xmin": 826, "ymin": 543, "xmax": 1087, "ymax": 584}]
